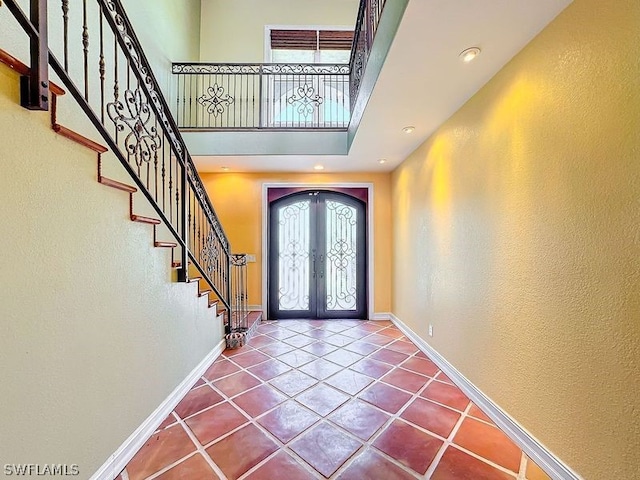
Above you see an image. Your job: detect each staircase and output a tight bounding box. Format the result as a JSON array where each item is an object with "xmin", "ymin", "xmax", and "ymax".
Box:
[
  {"xmin": 1, "ymin": 46, "xmax": 230, "ymax": 323},
  {"xmin": 0, "ymin": 0, "xmax": 255, "ymax": 335}
]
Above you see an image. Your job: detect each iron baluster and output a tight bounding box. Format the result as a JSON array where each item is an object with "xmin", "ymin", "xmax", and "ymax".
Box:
[
  {"xmin": 178, "ymin": 162, "xmax": 187, "ymax": 283},
  {"xmin": 99, "ymin": 4, "xmax": 105, "ymax": 124},
  {"xmin": 61, "ymin": 0, "xmax": 68, "ymax": 71},
  {"xmin": 189, "ymin": 72, "xmax": 193, "ymax": 127},
  {"xmin": 113, "ymin": 35, "xmax": 118, "ymax": 102},
  {"xmin": 161, "ymin": 136, "xmax": 166, "ymax": 211},
  {"xmin": 82, "ymin": 0, "xmax": 88, "ymax": 100},
  {"xmin": 153, "ymin": 120, "xmax": 159, "ymax": 201},
  {"xmin": 168, "ymin": 148, "xmax": 173, "ymax": 223},
  {"xmin": 258, "ymin": 65, "xmax": 264, "ymax": 127}
]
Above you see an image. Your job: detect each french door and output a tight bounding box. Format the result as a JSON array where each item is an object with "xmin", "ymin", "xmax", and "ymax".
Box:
[{"xmin": 268, "ymin": 190, "xmax": 367, "ymax": 319}]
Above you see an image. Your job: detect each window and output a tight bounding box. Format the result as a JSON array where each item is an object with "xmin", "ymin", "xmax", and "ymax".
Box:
[
  {"xmin": 264, "ymin": 27, "xmax": 353, "ymax": 127},
  {"xmin": 267, "ymin": 28, "xmax": 354, "ymax": 64}
]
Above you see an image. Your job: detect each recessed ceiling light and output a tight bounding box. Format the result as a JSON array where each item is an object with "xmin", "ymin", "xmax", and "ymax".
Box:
[
  {"xmin": 313, "ymin": 165, "xmax": 325, "ymax": 171},
  {"xmin": 378, "ymin": 159, "xmax": 387, "ymax": 164},
  {"xmin": 459, "ymin": 47, "xmax": 481, "ymax": 63},
  {"xmin": 221, "ymin": 166, "xmax": 229, "ymax": 171},
  {"xmin": 402, "ymin": 126, "xmax": 415, "ymax": 134}
]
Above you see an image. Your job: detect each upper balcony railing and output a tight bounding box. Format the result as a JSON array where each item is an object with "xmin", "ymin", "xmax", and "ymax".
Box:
[
  {"xmin": 173, "ymin": 0, "xmax": 386, "ymax": 131},
  {"xmin": 172, "ymin": 63, "xmax": 350, "ymax": 130},
  {"xmin": 350, "ymin": 0, "xmax": 386, "ymax": 108}
]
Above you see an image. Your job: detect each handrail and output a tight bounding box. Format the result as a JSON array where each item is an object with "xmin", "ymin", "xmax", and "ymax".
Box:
[
  {"xmin": 173, "ymin": 62, "xmax": 350, "ymax": 73},
  {"xmin": 3, "ymin": 0, "xmax": 233, "ymax": 318}
]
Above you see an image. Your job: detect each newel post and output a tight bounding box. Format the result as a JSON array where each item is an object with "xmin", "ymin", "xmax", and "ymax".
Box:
[{"xmin": 20, "ymin": 0, "xmax": 49, "ymax": 110}]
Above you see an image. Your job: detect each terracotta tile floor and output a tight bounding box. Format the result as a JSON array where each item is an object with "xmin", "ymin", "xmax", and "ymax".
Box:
[{"xmin": 119, "ymin": 320, "xmax": 552, "ymax": 480}]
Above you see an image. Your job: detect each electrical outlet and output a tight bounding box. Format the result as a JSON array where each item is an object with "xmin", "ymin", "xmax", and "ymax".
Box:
[
  {"xmin": 246, "ymin": 254, "xmax": 256, "ymax": 263},
  {"xmin": 428, "ymin": 324, "xmax": 433, "ymax": 337}
]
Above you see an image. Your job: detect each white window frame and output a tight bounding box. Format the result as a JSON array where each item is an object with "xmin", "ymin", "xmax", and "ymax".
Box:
[{"xmin": 264, "ymin": 25, "xmax": 354, "ymax": 64}]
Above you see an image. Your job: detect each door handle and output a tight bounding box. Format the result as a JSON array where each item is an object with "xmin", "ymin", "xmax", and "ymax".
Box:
[
  {"xmin": 318, "ymin": 254, "xmax": 324, "ymax": 278},
  {"xmin": 312, "ymin": 251, "xmax": 317, "ymax": 278}
]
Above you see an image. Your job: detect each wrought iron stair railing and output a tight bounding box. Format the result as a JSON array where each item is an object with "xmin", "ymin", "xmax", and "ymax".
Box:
[
  {"xmin": 172, "ymin": 0, "xmax": 387, "ymax": 131},
  {"xmin": 2, "ymin": 0, "xmax": 238, "ymax": 331}
]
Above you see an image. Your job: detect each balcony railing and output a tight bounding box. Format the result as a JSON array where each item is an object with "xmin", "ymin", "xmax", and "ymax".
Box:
[
  {"xmin": 172, "ymin": 63, "xmax": 350, "ymax": 130},
  {"xmin": 350, "ymin": 0, "xmax": 386, "ymax": 106},
  {"xmin": 173, "ymin": 0, "xmax": 386, "ymax": 131}
]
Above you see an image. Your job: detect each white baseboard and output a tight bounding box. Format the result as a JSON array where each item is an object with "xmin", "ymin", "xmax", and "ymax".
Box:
[
  {"xmin": 389, "ymin": 313, "xmax": 583, "ymax": 480},
  {"xmin": 90, "ymin": 339, "xmax": 226, "ymax": 480},
  {"xmin": 371, "ymin": 312, "xmax": 392, "ymax": 321}
]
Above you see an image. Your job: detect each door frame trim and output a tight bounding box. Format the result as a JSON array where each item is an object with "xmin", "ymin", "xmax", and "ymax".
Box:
[{"xmin": 262, "ymin": 182, "xmax": 374, "ymax": 320}]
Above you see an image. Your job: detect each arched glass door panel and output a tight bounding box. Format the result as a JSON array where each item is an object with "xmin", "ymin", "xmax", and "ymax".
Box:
[{"xmin": 268, "ymin": 191, "xmax": 366, "ymax": 319}]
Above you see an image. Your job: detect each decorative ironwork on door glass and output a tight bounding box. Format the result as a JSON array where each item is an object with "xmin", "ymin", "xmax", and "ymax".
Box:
[
  {"xmin": 277, "ymin": 200, "xmax": 311, "ymax": 310},
  {"xmin": 325, "ymin": 200, "xmax": 358, "ymax": 311}
]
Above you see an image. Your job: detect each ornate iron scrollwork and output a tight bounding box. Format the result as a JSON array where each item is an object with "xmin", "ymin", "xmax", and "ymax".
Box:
[
  {"xmin": 197, "ymin": 84, "xmax": 235, "ymax": 117},
  {"xmin": 173, "ymin": 64, "xmax": 262, "ymax": 75},
  {"xmin": 107, "ymin": 88, "xmax": 161, "ymax": 166},
  {"xmin": 103, "ymin": 0, "xmax": 183, "ymax": 158},
  {"xmin": 287, "ymin": 84, "xmax": 323, "ymax": 118},
  {"xmin": 201, "ymin": 230, "xmax": 220, "ymax": 278},
  {"xmin": 171, "ymin": 63, "xmax": 350, "ymax": 75},
  {"xmin": 231, "ymin": 254, "xmax": 247, "ymax": 267},
  {"xmin": 350, "ymin": 48, "xmax": 366, "ymax": 102},
  {"xmin": 263, "ymin": 64, "xmax": 350, "ymax": 75},
  {"xmin": 325, "ymin": 200, "xmax": 358, "ymax": 311}
]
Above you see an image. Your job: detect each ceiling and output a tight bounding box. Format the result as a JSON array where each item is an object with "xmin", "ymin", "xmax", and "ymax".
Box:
[{"xmin": 193, "ymin": 0, "xmax": 572, "ymax": 173}]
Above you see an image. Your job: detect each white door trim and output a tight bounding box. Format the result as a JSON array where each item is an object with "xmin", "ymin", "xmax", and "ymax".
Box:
[{"xmin": 261, "ymin": 182, "xmax": 374, "ymax": 320}]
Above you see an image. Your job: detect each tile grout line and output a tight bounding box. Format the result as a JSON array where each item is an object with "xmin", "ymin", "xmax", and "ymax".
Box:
[
  {"xmin": 273, "ymin": 321, "xmax": 525, "ymax": 479},
  {"xmin": 206, "ymin": 392, "xmax": 325, "ymax": 480},
  {"xmin": 138, "ymin": 347, "xmax": 273, "ymax": 479},
  {"xmin": 423, "ymin": 402, "xmax": 473, "ymax": 478},
  {"xmin": 252, "ymin": 321, "xmax": 483, "ymax": 479},
  {"xmin": 195, "ymin": 324, "xmax": 381, "ymax": 479},
  {"xmin": 252, "ymin": 321, "xmax": 425, "ymax": 478},
  {"xmin": 328, "ymin": 321, "xmax": 438, "ymax": 479},
  {"xmin": 233, "ymin": 321, "xmax": 389, "ymax": 479},
  {"xmin": 429, "ymin": 402, "xmax": 522, "ymax": 477},
  {"xmin": 168, "ymin": 415, "xmax": 229, "ymax": 480},
  {"xmin": 518, "ymin": 452, "xmax": 528, "ymax": 480},
  {"xmin": 330, "ymin": 367, "xmax": 442, "ymax": 478},
  {"xmin": 129, "ymin": 320, "xmax": 530, "ymax": 480},
  {"xmin": 271, "ymin": 322, "xmax": 439, "ymax": 479}
]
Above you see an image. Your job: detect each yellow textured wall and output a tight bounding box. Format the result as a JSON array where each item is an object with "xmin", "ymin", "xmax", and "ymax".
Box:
[
  {"xmin": 199, "ymin": 0, "xmax": 358, "ymax": 62},
  {"xmin": 0, "ymin": 65, "xmax": 223, "ymax": 477},
  {"xmin": 200, "ymin": 172, "xmax": 392, "ymax": 315},
  {"xmin": 391, "ymin": 0, "xmax": 639, "ymax": 478}
]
